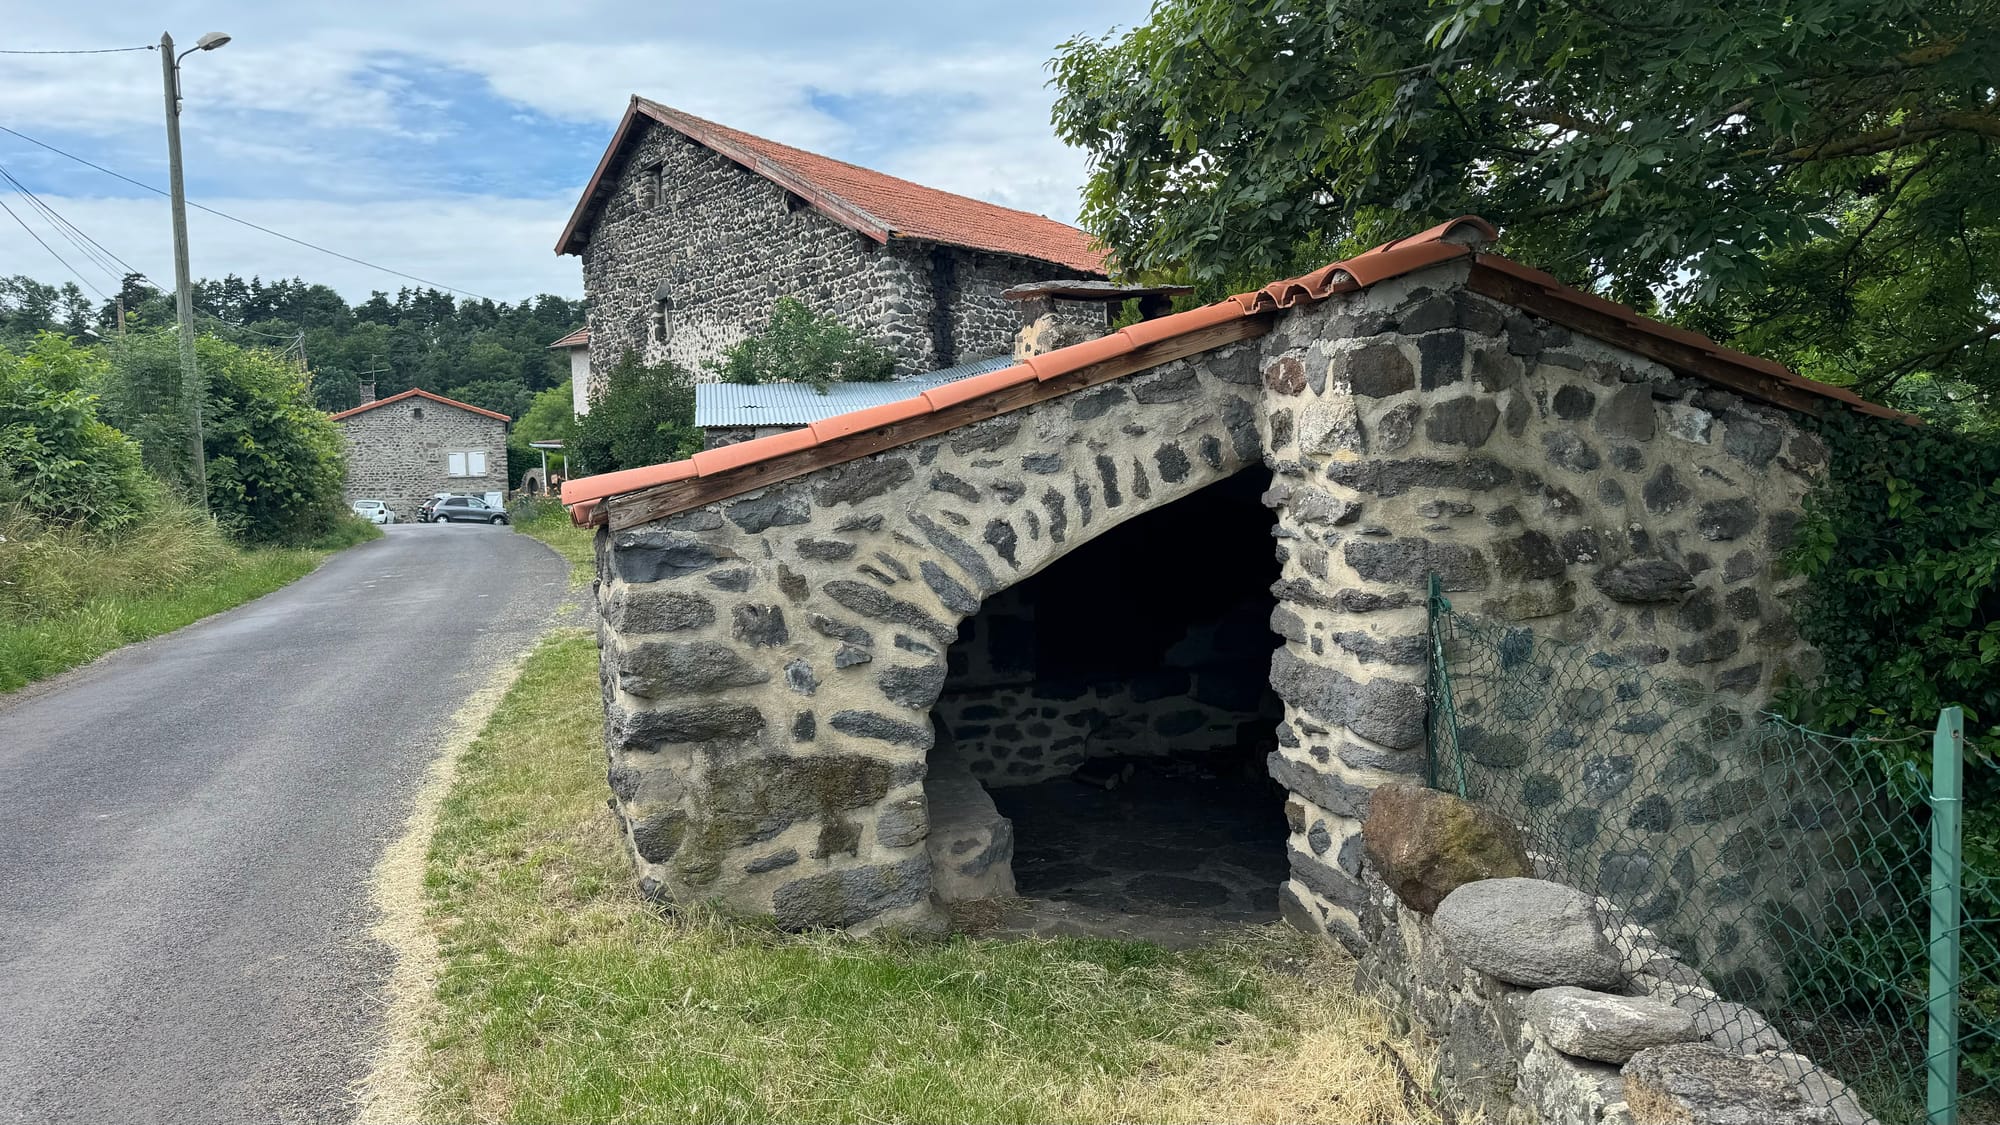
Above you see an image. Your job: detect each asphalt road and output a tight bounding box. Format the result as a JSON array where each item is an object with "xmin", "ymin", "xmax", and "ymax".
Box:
[{"xmin": 0, "ymin": 522, "xmax": 570, "ymax": 1124}]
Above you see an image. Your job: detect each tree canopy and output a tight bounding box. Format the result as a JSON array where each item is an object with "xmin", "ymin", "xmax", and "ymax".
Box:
[{"xmin": 1051, "ymin": 0, "xmax": 1999, "ymax": 409}]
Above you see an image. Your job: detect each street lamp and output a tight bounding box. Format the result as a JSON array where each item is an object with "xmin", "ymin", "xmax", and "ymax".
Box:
[{"xmin": 159, "ymin": 29, "xmax": 230, "ymax": 510}]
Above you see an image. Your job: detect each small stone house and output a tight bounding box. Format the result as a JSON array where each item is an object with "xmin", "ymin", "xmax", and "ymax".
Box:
[
  {"xmin": 557, "ymin": 216, "xmax": 1900, "ymax": 946},
  {"xmin": 555, "ymin": 97, "xmax": 1107, "ymax": 389},
  {"xmin": 332, "ymin": 388, "xmax": 510, "ymax": 517}
]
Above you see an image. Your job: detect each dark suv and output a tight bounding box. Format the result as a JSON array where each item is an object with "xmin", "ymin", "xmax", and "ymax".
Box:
[{"xmin": 428, "ymin": 495, "xmax": 509, "ymax": 525}]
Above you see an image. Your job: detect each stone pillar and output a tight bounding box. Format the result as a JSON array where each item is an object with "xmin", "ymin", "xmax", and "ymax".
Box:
[{"xmin": 1254, "ymin": 272, "xmax": 1518, "ymax": 948}]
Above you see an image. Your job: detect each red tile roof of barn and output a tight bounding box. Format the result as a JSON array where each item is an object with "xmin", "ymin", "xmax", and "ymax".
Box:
[
  {"xmin": 561, "ymin": 216, "xmax": 1909, "ymax": 528},
  {"xmin": 329, "ymin": 387, "xmax": 511, "ymax": 423},
  {"xmin": 555, "ymin": 98, "xmax": 1109, "ymax": 274},
  {"xmin": 547, "ymin": 326, "xmax": 589, "ymax": 349}
]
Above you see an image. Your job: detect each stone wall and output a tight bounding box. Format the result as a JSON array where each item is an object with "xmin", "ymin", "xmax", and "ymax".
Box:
[
  {"xmin": 586, "ymin": 254, "xmax": 1831, "ymax": 940},
  {"xmin": 580, "ymin": 120, "xmax": 1094, "ymax": 385},
  {"xmin": 338, "ymin": 400, "xmax": 508, "ymax": 517},
  {"xmin": 1251, "ymin": 263, "xmax": 1823, "ymax": 955},
  {"xmin": 934, "ymin": 579, "xmax": 1280, "ymax": 788},
  {"xmin": 589, "ymin": 344, "xmax": 1266, "ymax": 932}
]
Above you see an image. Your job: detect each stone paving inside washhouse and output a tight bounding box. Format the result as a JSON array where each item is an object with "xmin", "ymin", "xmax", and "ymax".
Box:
[{"xmin": 980, "ymin": 750, "xmax": 1290, "ymax": 947}]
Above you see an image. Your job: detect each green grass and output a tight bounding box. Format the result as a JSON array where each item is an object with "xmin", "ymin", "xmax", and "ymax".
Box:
[
  {"xmin": 414, "ymin": 629, "xmax": 1434, "ymax": 1124},
  {"xmin": 0, "ymin": 503, "xmax": 379, "ymax": 693},
  {"xmin": 510, "ymin": 497, "xmax": 594, "ymax": 583}
]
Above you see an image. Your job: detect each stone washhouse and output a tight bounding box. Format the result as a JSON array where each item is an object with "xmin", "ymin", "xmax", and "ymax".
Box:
[{"xmin": 560, "ymin": 217, "xmax": 1900, "ymax": 941}]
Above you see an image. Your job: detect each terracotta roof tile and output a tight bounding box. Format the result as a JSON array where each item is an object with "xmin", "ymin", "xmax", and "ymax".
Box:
[
  {"xmin": 329, "ymin": 387, "xmax": 511, "ymax": 423},
  {"xmin": 921, "ymin": 364, "xmax": 1035, "ymax": 411},
  {"xmin": 560, "ymin": 216, "xmax": 1907, "ymax": 526},
  {"xmin": 547, "ymin": 326, "xmax": 589, "ymax": 349},
  {"xmin": 558, "ymin": 98, "xmax": 1108, "ymax": 275},
  {"xmin": 690, "ymin": 428, "xmax": 820, "ymax": 477}
]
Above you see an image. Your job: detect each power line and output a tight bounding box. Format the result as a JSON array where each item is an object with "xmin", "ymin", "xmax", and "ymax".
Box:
[
  {"xmin": 0, "ymin": 45, "xmax": 154, "ymax": 55},
  {"xmin": 0, "ymin": 193, "xmax": 107, "ymax": 298},
  {"xmin": 0, "ymin": 122, "xmax": 499, "ymax": 301},
  {"xmin": 0, "ymin": 161, "xmax": 143, "ymax": 287}
]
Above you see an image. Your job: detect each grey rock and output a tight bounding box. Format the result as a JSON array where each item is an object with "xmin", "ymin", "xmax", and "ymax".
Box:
[
  {"xmin": 616, "ymin": 639, "xmax": 771, "ymax": 698},
  {"xmin": 612, "ymin": 530, "xmax": 731, "ymax": 582},
  {"xmin": 1495, "ymin": 530, "xmax": 1566, "ymax": 580},
  {"xmin": 1697, "ymin": 498, "xmax": 1759, "ymax": 541},
  {"xmin": 822, "ymin": 579, "xmax": 956, "ymax": 645},
  {"xmin": 797, "ymin": 537, "xmax": 857, "ymax": 561},
  {"xmin": 1433, "ymin": 877, "xmax": 1623, "ymax": 989},
  {"xmin": 1622, "ymin": 1043, "xmax": 1833, "ymax": 1124},
  {"xmin": 919, "ymin": 560, "xmax": 979, "ymax": 614},
  {"xmin": 611, "ymin": 702, "xmax": 765, "ymax": 746},
  {"xmin": 1323, "ymin": 456, "xmax": 1514, "ymax": 496},
  {"xmin": 811, "ymin": 456, "xmax": 913, "ymax": 507},
  {"xmin": 1417, "ymin": 332, "xmax": 1464, "ymax": 388},
  {"xmin": 829, "ymin": 709, "xmax": 933, "ymax": 747},
  {"xmin": 731, "ymin": 604, "xmax": 788, "ymax": 647},
  {"xmin": 706, "ymin": 567, "xmax": 753, "ymax": 592},
  {"xmin": 1594, "ymin": 557, "xmax": 1695, "ymax": 603},
  {"xmin": 1267, "ymin": 650, "xmax": 1426, "ymax": 750},
  {"xmin": 1345, "ymin": 537, "xmax": 1490, "ymax": 591},
  {"xmin": 784, "ymin": 659, "xmax": 817, "ymax": 696},
  {"xmin": 772, "ymin": 855, "xmax": 930, "ymax": 930},
  {"xmin": 1342, "ymin": 342, "xmax": 1415, "ymax": 396},
  {"xmin": 878, "ymin": 664, "xmax": 946, "ymax": 710},
  {"xmin": 1595, "ymin": 383, "xmax": 1656, "ymax": 441},
  {"xmin": 602, "ymin": 587, "xmax": 715, "ymax": 633},
  {"xmin": 1425, "ymin": 396, "xmax": 1500, "ymax": 447},
  {"xmin": 1644, "ymin": 465, "xmax": 1694, "ymax": 514},
  {"xmin": 1267, "ymin": 751, "xmax": 1375, "ymax": 818},
  {"xmin": 726, "ymin": 489, "xmax": 811, "ymax": 533},
  {"xmin": 909, "ymin": 512, "xmax": 997, "ymax": 594},
  {"xmin": 1527, "ymin": 986, "xmax": 1700, "ymax": 1063},
  {"xmin": 1371, "ymin": 401, "xmax": 1421, "ymax": 452}
]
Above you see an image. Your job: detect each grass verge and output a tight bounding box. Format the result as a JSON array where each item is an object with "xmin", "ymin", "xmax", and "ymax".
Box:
[
  {"xmin": 0, "ymin": 503, "xmax": 380, "ymax": 693},
  {"xmin": 510, "ymin": 497, "xmax": 594, "ymax": 583},
  {"xmin": 409, "ymin": 628, "xmax": 1436, "ymax": 1124}
]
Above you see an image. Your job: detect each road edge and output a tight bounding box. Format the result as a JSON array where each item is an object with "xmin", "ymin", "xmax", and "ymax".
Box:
[{"xmin": 351, "ymin": 636, "xmax": 542, "ymax": 1125}]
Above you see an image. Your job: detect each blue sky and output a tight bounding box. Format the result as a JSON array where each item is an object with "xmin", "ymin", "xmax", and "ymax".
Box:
[{"xmin": 0, "ymin": 2, "xmax": 1147, "ymax": 304}]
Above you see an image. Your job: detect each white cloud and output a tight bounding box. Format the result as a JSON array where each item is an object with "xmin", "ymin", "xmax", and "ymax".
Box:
[
  {"xmin": 0, "ymin": 1, "xmax": 1149, "ymax": 301},
  {"xmin": 0, "ymin": 192, "xmax": 581, "ymax": 302}
]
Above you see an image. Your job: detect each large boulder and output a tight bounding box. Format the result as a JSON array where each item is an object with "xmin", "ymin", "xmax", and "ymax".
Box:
[
  {"xmin": 1434, "ymin": 878, "xmax": 1623, "ymax": 989},
  {"xmin": 1362, "ymin": 783, "xmax": 1532, "ymax": 913},
  {"xmin": 1527, "ymin": 986, "xmax": 1701, "ymax": 1063},
  {"xmin": 1623, "ymin": 1043, "xmax": 1834, "ymax": 1125}
]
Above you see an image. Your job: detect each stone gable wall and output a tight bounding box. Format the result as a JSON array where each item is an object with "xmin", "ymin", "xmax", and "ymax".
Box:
[
  {"xmin": 338, "ymin": 401, "xmax": 508, "ymax": 517},
  {"xmin": 589, "ymin": 345, "xmax": 1265, "ymax": 932},
  {"xmin": 1251, "ymin": 264, "xmax": 1820, "ymax": 957},
  {"xmin": 579, "ymin": 121, "xmax": 1094, "ymax": 386},
  {"xmin": 588, "ymin": 258, "xmax": 1828, "ymax": 939}
]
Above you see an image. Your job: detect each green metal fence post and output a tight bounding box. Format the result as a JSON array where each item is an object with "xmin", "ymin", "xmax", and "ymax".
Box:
[{"xmin": 1928, "ymin": 705, "xmax": 1965, "ymax": 1125}]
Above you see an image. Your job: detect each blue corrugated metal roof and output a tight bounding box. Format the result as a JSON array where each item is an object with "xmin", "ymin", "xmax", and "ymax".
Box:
[{"xmin": 694, "ymin": 355, "xmax": 1013, "ymax": 428}]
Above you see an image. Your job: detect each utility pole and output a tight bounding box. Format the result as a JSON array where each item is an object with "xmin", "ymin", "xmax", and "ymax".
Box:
[{"xmin": 158, "ymin": 30, "xmax": 231, "ymax": 510}]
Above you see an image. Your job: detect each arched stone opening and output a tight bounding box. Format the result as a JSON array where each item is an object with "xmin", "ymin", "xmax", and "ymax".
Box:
[{"xmin": 925, "ymin": 465, "xmax": 1287, "ymax": 939}]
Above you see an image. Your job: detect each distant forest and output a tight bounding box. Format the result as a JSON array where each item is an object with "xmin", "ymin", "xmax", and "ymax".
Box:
[{"xmin": 0, "ymin": 273, "xmax": 585, "ymax": 422}]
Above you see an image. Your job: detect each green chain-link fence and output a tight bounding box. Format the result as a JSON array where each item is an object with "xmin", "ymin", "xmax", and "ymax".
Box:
[{"xmin": 1426, "ymin": 582, "xmax": 1996, "ymax": 1125}]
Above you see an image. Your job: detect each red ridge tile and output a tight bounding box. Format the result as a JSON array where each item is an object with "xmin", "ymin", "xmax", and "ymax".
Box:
[
  {"xmin": 808, "ymin": 396, "xmax": 935, "ymax": 443},
  {"xmin": 690, "ymin": 427, "xmax": 821, "ymax": 477},
  {"xmin": 1026, "ymin": 333, "xmax": 1133, "ymax": 381},
  {"xmin": 563, "ymin": 458, "xmax": 696, "ymax": 505},
  {"xmin": 922, "ymin": 364, "xmax": 1036, "ymax": 410}
]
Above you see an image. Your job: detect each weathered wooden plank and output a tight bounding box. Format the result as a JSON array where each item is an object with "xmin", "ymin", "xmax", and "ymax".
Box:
[{"xmin": 605, "ymin": 314, "xmax": 1273, "ymax": 530}]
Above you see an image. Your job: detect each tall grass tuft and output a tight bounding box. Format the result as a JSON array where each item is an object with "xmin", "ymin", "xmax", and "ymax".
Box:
[{"xmin": 0, "ymin": 499, "xmax": 376, "ymax": 691}]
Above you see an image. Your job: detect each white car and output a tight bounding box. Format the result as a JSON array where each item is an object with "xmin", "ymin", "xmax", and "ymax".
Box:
[{"xmin": 351, "ymin": 499, "xmax": 397, "ymax": 524}]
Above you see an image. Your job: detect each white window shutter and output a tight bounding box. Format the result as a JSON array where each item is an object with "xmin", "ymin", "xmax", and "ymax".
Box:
[
  {"xmin": 447, "ymin": 452, "xmax": 467, "ymax": 476},
  {"xmin": 469, "ymin": 451, "xmax": 487, "ymax": 476}
]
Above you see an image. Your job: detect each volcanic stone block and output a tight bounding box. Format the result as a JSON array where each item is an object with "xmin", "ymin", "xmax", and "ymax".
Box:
[{"xmin": 1362, "ymin": 783, "xmax": 1532, "ymax": 913}]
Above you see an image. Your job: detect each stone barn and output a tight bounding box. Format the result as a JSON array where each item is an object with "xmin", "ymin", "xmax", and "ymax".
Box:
[
  {"xmin": 333, "ymin": 388, "xmax": 510, "ymax": 518},
  {"xmin": 555, "ymin": 97, "xmax": 1107, "ymax": 387},
  {"xmin": 558, "ymin": 216, "xmax": 1899, "ymax": 942}
]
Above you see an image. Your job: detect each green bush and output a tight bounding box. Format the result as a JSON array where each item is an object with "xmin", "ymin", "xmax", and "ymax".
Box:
[
  {"xmin": 709, "ymin": 297, "xmax": 892, "ymax": 393},
  {"xmin": 0, "ymin": 333, "xmax": 155, "ymax": 531},
  {"xmin": 102, "ymin": 333, "xmax": 349, "ymax": 544},
  {"xmin": 1787, "ymin": 412, "xmax": 2000, "ymax": 1098},
  {"xmin": 563, "ymin": 352, "xmax": 701, "ymax": 475}
]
